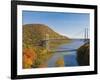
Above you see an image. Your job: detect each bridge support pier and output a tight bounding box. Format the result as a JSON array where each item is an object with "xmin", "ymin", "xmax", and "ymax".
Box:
[{"xmin": 45, "ymin": 34, "xmax": 49, "ymax": 51}]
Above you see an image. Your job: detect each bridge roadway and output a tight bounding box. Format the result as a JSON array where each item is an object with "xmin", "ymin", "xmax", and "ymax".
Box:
[{"xmin": 48, "ymin": 48, "xmax": 77, "ymax": 52}]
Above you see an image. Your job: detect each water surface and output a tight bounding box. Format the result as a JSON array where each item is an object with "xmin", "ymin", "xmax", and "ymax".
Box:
[{"xmin": 47, "ymin": 39, "xmax": 85, "ymax": 67}]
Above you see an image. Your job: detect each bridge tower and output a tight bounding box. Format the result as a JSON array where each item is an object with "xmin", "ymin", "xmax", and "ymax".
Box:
[
  {"xmin": 45, "ymin": 34, "xmax": 49, "ymax": 51},
  {"xmin": 84, "ymin": 28, "xmax": 88, "ymax": 42}
]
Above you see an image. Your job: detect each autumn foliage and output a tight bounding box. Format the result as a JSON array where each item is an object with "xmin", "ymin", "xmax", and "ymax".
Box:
[
  {"xmin": 23, "ymin": 24, "xmax": 70, "ymax": 68},
  {"xmin": 23, "ymin": 48, "xmax": 37, "ymax": 68},
  {"xmin": 55, "ymin": 58, "xmax": 64, "ymax": 67}
]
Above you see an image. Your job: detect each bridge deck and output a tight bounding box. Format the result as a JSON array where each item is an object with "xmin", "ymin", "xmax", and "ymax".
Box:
[{"xmin": 48, "ymin": 49, "xmax": 77, "ymax": 52}]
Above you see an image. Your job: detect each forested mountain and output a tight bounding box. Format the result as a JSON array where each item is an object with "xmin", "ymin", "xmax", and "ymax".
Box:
[{"xmin": 23, "ymin": 24, "xmax": 69, "ymax": 48}]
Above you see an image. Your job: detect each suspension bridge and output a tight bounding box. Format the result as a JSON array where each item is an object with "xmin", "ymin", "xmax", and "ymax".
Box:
[{"xmin": 39, "ymin": 28, "xmax": 89, "ymax": 52}]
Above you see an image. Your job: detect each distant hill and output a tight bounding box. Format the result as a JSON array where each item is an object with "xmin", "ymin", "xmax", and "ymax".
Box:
[{"xmin": 23, "ymin": 24, "xmax": 69, "ymax": 48}]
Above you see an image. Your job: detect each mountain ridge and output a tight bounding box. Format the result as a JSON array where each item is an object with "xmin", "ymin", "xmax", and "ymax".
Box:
[{"xmin": 23, "ymin": 24, "xmax": 69, "ymax": 48}]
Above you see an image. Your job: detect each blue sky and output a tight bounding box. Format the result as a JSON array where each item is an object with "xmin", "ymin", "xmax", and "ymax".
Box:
[{"xmin": 22, "ymin": 11, "xmax": 90, "ymax": 39}]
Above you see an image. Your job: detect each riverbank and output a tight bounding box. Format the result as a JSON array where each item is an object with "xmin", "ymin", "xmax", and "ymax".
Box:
[
  {"xmin": 77, "ymin": 42, "xmax": 90, "ymax": 66},
  {"xmin": 23, "ymin": 39, "xmax": 87, "ymax": 68},
  {"xmin": 23, "ymin": 39, "xmax": 71, "ymax": 68},
  {"xmin": 37, "ymin": 40, "xmax": 71, "ymax": 68}
]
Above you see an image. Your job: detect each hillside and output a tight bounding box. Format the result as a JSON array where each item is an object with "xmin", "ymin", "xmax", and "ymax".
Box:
[
  {"xmin": 22, "ymin": 24, "xmax": 70, "ymax": 68},
  {"xmin": 23, "ymin": 24, "xmax": 69, "ymax": 48}
]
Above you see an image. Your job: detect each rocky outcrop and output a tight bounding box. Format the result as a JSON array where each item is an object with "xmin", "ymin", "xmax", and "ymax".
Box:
[{"xmin": 77, "ymin": 42, "xmax": 90, "ymax": 66}]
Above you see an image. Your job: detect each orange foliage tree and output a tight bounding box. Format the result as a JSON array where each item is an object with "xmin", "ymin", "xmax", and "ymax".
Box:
[{"xmin": 23, "ymin": 48, "xmax": 37, "ymax": 68}]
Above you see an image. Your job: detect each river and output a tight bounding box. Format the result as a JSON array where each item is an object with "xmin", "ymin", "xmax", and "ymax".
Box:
[{"xmin": 47, "ymin": 39, "xmax": 85, "ymax": 67}]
